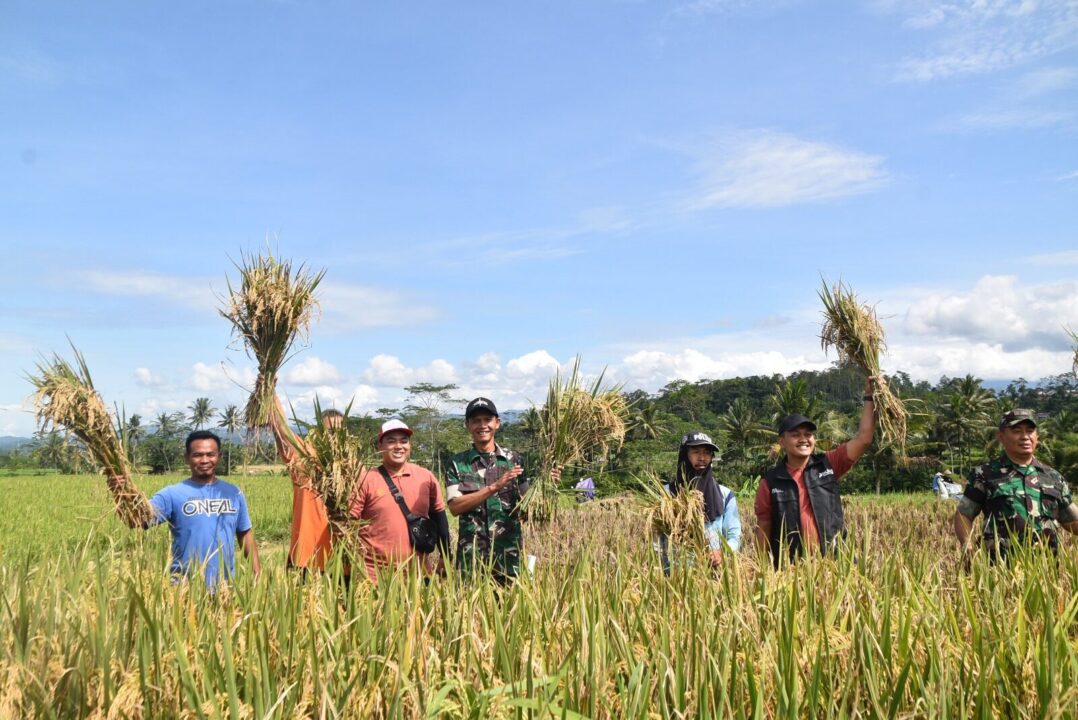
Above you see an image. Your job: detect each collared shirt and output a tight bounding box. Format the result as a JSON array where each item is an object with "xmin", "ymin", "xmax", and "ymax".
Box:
[{"xmin": 958, "ymin": 454, "xmax": 1077, "ymax": 542}]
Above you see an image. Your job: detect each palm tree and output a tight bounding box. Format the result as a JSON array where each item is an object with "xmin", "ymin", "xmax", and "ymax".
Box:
[
  {"xmin": 188, "ymin": 397, "xmax": 216, "ymax": 430},
  {"xmin": 628, "ymin": 404, "xmax": 669, "ymax": 441},
  {"xmin": 937, "ymin": 375, "xmax": 996, "ymax": 473},
  {"xmin": 217, "ymin": 405, "xmax": 242, "ymax": 475},
  {"xmin": 717, "ymin": 398, "xmax": 771, "ymax": 473},
  {"xmin": 768, "ymin": 378, "xmax": 822, "ymax": 425}
]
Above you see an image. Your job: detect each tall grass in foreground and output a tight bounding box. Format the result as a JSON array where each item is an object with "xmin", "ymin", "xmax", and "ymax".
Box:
[{"xmin": 3, "ymin": 495, "xmax": 1078, "ymax": 718}]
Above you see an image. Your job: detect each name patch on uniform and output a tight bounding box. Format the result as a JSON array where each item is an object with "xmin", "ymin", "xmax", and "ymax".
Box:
[
  {"xmin": 182, "ymin": 499, "xmax": 238, "ymax": 516},
  {"xmin": 818, "ymin": 469, "xmax": 835, "ymax": 479}
]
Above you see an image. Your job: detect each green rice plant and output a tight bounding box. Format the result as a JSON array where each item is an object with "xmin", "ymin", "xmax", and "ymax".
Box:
[
  {"xmin": 522, "ymin": 357, "xmax": 630, "ymax": 522},
  {"xmin": 1066, "ymin": 325, "xmax": 1077, "ymax": 379},
  {"xmin": 26, "ymin": 343, "xmax": 153, "ymax": 528},
  {"xmin": 220, "ymin": 250, "xmax": 325, "ymax": 429},
  {"xmin": 819, "ymin": 278, "xmax": 909, "ymax": 457}
]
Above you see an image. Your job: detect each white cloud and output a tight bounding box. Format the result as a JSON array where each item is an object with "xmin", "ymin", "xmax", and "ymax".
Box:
[
  {"xmin": 190, "ymin": 362, "xmax": 256, "ymax": 393},
  {"xmin": 900, "ymin": 275, "xmax": 1078, "ymax": 352},
  {"xmin": 505, "ymin": 350, "xmax": 562, "ymax": 379},
  {"xmin": 361, "ymin": 354, "xmax": 458, "ymax": 387},
  {"xmin": 950, "ymin": 109, "xmax": 1073, "ymax": 130},
  {"xmin": 1017, "ymin": 66, "xmax": 1078, "ymax": 98},
  {"xmin": 890, "ymin": 0, "xmax": 1078, "ymax": 81},
  {"xmin": 1026, "ymin": 250, "xmax": 1078, "ymax": 266},
  {"xmin": 888, "ymin": 341, "xmax": 1070, "ymax": 381},
  {"xmin": 687, "ymin": 130, "xmax": 888, "ymax": 209},
  {"xmin": 320, "ymin": 283, "xmax": 440, "ymax": 332},
  {"xmin": 480, "ymin": 246, "xmax": 583, "ymax": 264},
  {"xmin": 1055, "ymin": 170, "xmax": 1078, "ymax": 181},
  {"xmin": 133, "ymin": 367, "xmax": 167, "ymax": 388},
  {"xmin": 77, "ymin": 269, "xmax": 218, "ymax": 311},
  {"xmin": 284, "ymin": 356, "xmax": 341, "ymax": 386}
]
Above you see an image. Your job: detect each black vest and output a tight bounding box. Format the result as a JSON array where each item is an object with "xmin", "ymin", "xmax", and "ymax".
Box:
[{"xmin": 762, "ymin": 453, "xmax": 846, "ymax": 567}]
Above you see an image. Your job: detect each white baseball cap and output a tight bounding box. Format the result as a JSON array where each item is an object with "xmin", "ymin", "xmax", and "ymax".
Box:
[{"xmin": 377, "ymin": 419, "xmax": 413, "ymax": 444}]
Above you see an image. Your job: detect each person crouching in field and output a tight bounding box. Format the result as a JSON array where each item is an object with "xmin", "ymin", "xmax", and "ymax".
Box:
[
  {"xmin": 754, "ymin": 377, "xmax": 876, "ymax": 567},
  {"xmin": 954, "ymin": 409, "xmax": 1078, "ymax": 564},
  {"xmin": 348, "ymin": 420, "xmax": 452, "ymax": 581},
  {"xmin": 657, "ymin": 431, "xmax": 741, "ymax": 574},
  {"xmin": 108, "ymin": 430, "xmax": 260, "ymax": 587},
  {"xmin": 268, "ymin": 396, "xmax": 342, "ymax": 571}
]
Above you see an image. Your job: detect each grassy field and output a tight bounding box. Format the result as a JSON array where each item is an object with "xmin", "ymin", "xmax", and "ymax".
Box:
[{"xmin": 1, "ymin": 473, "xmax": 1076, "ymax": 718}]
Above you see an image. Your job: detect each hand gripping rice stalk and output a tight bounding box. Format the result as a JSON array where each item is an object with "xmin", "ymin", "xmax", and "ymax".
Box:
[
  {"xmin": 638, "ymin": 471, "xmax": 708, "ymax": 553},
  {"xmin": 819, "ymin": 278, "xmax": 908, "ymax": 456},
  {"xmin": 220, "ymin": 251, "xmax": 325, "ymax": 429},
  {"xmin": 522, "ymin": 357, "xmax": 630, "ymax": 522},
  {"xmin": 28, "ymin": 344, "xmax": 153, "ymax": 527},
  {"xmin": 282, "ymin": 397, "xmax": 374, "ymax": 551}
]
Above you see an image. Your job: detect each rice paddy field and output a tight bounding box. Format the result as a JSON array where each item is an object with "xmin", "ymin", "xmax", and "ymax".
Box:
[{"xmin": 2, "ymin": 472, "xmax": 1077, "ymax": 718}]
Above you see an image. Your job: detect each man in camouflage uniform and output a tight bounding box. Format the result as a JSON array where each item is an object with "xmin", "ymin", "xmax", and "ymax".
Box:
[
  {"xmin": 445, "ymin": 397, "xmax": 559, "ymax": 583},
  {"xmin": 954, "ymin": 409, "xmax": 1078, "ymax": 562}
]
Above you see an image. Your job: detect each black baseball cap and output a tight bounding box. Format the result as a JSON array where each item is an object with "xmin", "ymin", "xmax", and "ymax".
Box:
[
  {"xmin": 778, "ymin": 414, "xmax": 816, "ymax": 435},
  {"xmin": 465, "ymin": 397, "xmax": 499, "ymax": 419},
  {"xmin": 681, "ymin": 431, "xmax": 719, "ymax": 452},
  {"xmin": 999, "ymin": 408, "xmax": 1037, "ymax": 429}
]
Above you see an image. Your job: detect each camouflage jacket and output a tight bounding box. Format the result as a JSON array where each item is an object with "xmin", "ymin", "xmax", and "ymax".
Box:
[
  {"xmin": 445, "ymin": 444, "xmax": 529, "ymax": 580},
  {"xmin": 958, "ymin": 454, "xmax": 1074, "ymax": 549}
]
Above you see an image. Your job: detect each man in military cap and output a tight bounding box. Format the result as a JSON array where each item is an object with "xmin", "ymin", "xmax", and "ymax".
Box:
[
  {"xmin": 954, "ymin": 409, "xmax": 1078, "ymax": 561},
  {"xmin": 445, "ymin": 397, "xmax": 559, "ymax": 583}
]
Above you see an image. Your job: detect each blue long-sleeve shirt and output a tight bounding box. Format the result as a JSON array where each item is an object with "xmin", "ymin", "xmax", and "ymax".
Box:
[{"xmin": 657, "ymin": 483, "xmax": 741, "ymax": 572}]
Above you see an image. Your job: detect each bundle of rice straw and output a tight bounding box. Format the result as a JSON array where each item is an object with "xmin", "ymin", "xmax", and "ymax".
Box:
[
  {"xmin": 282, "ymin": 397, "xmax": 374, "ymax": 548},
  {"xmin": 638, "ymin": 471, "xmax": 708, "ymax": 553},
  {"xmin": 522, "ymin": 357, "xmax": 630, "ymax": 522},
  {"xmin": 818, "ymin": 278, "xmax": 908, "ymax": 456},
  {"xmin": 220, "ymin": 251, "xmax": 325, "ymax": 428},
  {"xmin": 1067, "ymin": 326, "xmax": 1078, "ymax": 379},
  {"xmin": 27, "ymin": 344, "xmax": 152, "ymax": 527}
]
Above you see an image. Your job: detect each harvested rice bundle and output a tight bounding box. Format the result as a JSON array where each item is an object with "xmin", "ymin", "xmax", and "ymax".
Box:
[
  {"xmin": 28, "ymin": 344, "xmax": 152, "ymax": 527},
  {"xmin": 220, "ymin": 251, "xmax": 325, "ymax": 428},
  {"xmin": 522, "ymin": 358, "xmax": 630, "ymax": 522},
  {"xmin": 1067, "ymin": 326, "xmax": 1078, "ymax": 379},
  {"xmin": 638, "ymin": 471, "xmax": 708, "ymax": 553},
  {"xmin": 819, "ymin": 278, "xmax": 908, "ymax": 456},
  {"xmin": 283, "ymin": 398, "xmax": 374, "ymax": 546}
]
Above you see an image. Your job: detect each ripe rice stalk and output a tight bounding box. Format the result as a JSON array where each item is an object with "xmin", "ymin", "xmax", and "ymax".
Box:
[
  {"xmin": 819, "ymin": 278, "xmax": 908, "ymax": 456},
  {"xmin": 522, "ymin": 357, "xmax": 630, "ymax": 522},
  {"xmin": 220, "ymin": 250, "xmax": 325, "ymax": 429},
  {"xmin": 637, "ymin": 470, "xmax": 708, "ymax": 553},
  {"xmin": 283, "ymin": 397, "xmax": 374, "ymax": 549},
  {"xmin": 27, "ymin": 343, "xmax": 152, "ymax": 527},
  {"xmin": 1067, "ymin": 326, "xmax": 1078, "ymax": 379}
]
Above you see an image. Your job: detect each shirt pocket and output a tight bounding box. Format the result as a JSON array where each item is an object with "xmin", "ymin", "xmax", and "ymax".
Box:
[{"xmin": 1040, "ymin": 484, "xmax": 1063, "ymax": 519}]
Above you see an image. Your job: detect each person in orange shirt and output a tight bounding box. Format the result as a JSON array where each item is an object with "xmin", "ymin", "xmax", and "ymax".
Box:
[
  {"xmin": 754, "ymin": 377, "xmax": 876, "ymax": 567},
  {"xmin": 268, "ymin": 396, "xmax": 342, "ymax": 571},
  {"xmin": 349, "ymin": 420, "xmax": 452, "ymax": 581}
]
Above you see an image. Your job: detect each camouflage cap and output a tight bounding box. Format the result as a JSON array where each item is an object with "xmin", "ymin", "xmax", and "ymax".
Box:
[{"xmin": 999, "ymin": 408, "xmax": 1037, "ymax": 429}]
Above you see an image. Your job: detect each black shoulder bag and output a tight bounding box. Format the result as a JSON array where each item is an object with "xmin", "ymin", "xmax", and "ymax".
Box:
[{"xmin": 378, "ymin": 466, "xmax": 438, "ymax": 554}]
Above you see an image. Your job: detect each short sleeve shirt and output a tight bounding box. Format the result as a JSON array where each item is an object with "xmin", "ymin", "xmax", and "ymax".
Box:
[
  {"xmin": 754, "ymin": 444, "xmax": 854, "ymax": 549},
  {"xmin": 149, "ymin": 478, "xmax": 252, "ymax": 587},
  {"xmin": 957, "ymin": 455, "xmax": 1077, "ymax": 542}
]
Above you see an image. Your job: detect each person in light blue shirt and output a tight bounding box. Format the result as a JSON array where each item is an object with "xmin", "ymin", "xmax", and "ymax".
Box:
[
  {"xmin": 111, "ymin": 430, "xmax": 260, "ymax": 587},
  {"xmin": 658, "ymin": 431, "xmax": 741, "ymax": 573}
]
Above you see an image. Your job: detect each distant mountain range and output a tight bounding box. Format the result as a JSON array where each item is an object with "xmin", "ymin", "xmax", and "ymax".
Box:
[{"xmin": 0, "ymin": 436, "xmax": 32, "ymax": 452}]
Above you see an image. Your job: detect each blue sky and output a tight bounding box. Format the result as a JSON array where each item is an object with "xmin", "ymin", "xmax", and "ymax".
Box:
[{"xmin": 2, "ymin": 0, "xmax": 1076, "ymax": 437}]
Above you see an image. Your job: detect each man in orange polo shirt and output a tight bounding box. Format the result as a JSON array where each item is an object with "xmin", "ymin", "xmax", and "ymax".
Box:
[
  {"xmin": 349, "ymin": 420, "xmax": 452, "ymax": 581},
  {"xmin": 269, "ymin": 397, "xmax": 341, "ymax": 570},
  {"xmin": 754, "ymin": 377, "xmax": 876, "ymax": 566}
]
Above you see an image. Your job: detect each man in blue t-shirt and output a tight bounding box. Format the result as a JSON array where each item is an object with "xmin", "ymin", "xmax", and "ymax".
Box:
[{"xmin": 110, "ymin": 430, "xmax": 260, "ymax": 586}]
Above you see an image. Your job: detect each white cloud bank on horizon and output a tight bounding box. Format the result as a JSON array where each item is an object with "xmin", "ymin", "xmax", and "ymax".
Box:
[{"xmin": 687, "ymin": 130, "xmax": 888, "ymax": 209}]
